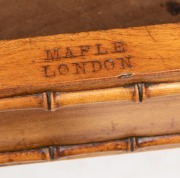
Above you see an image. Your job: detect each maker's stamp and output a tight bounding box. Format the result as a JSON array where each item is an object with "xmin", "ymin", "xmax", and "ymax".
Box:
[{"xmin": 42, "ymin": 41, "xmax": 133, "ymax": 78}]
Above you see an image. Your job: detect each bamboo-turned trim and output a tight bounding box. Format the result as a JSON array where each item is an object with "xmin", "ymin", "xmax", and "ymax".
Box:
[
  {"xmin": 54, "ymin": 84, "xmax": 139, "ymax": 110},
  {"xmin": 0, "ymin": 82, "xmax": 179, "ymax": 112},
  {"xmin": 0, "ymin": 134, "xmax": 180, "ymax": 166}
]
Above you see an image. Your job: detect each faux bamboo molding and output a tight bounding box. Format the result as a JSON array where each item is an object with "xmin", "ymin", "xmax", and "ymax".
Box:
[
  {"xmin": 0, "ymin": 23, "xmax": 179, "ymax": 166},
  {"xmin": 0, "ymin": 82, "xmax": 179, "ymax": 112},
  {"xmin": 0, "ymin": 134, "xmax": 180, "ymax": 166}
]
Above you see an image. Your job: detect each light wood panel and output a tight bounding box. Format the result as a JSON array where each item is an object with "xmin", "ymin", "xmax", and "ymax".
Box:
[{"xmin": 0, "ymin": 24, "xmax": 179, "ymax": 98}]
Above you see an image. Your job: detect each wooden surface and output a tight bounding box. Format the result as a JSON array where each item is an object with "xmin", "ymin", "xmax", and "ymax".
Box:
[
  {"xmin": 0, "ymin": 0, "xmax": 179, "ymax": 40},
  {"xmin": 0, "ymin": 23, "xmax": 179, "ymax": 98},
  {"xmin": 1, "ymin": 134, "xmax": 180, "ymax": 166},
  {"xmin": 0, "ymin": 23, "xmax": 179, "ymax": 165},
  {"xmin": 0, "ymin": 93, "xmax": 180, "ymax": 153},
  {"xmin": 0, "ymin": 0, "xmax": 179, "ymax": 166},
  {"xmin": 0, "ymin": 82, "xmax": 179, "ymax": 112}
]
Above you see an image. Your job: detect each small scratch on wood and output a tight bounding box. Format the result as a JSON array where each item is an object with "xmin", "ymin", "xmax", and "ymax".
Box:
[
  {"xmin": 118, "ymin": 73, "xmax": 132, "ymax": 79},
  {"xmin": 145, "ymin": 27, "xmax": 156, "ymax": 42}
]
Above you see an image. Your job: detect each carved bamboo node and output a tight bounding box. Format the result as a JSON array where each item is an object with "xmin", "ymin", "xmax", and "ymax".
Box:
[
  {"xmin": 0, "ymin": 82, "xmax": 179, "ymax": 112},
  {"xmin": 129, "ymin": 137, "xmax": 138, "ymax": 152},
  {"xmin": 0, "ymin": 134, "xmax": 180, "ymax": 166}
]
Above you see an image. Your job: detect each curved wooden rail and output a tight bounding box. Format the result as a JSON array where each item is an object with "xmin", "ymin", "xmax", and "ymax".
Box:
[
  {"xmin": 0, "ymin": 82, "xmax": 179, "ymax": 112},
  {"xmin": 0, "ymin": 134, "xmax": 180, "ymax": 166}
]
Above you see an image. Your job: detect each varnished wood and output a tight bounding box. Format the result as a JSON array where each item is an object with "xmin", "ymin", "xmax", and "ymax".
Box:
[
  {"xmin": 0, "ymin": 23, "xmax": 179, "ymax": 99},
  {"xmin": 0, "ymin": 94, "xmax": 180, "ymax": 153},
  {"xmin": 0, "ymin": 23, "xmax": 179, "ymax": 166},
  {"xmin": 1, "ymin": 134, "xmax": 180, "ymax": 166},
  {"xmin": 0, "ymin": 82, "xmax": 179, "ymax": 112}
]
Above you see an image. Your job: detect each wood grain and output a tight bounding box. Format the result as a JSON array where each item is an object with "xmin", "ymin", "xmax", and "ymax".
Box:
[
  {"xmin": 0, "ymin": 23, "xmax": 179, "ymax": 166},
  {"xmin": 1, "ymin": 134, "xmax": 180, "ymax": 166},
  {"xmin": 1, "ymin": 0, "xmax": 180, "ymax": 40},
  {"xmin": 0, "ymin": 82, "xmax": 179, "ymax": 112},
  {"xmin": 0, "ymin": 93, "xmax": 179, "ymax": 153},
  {"xmin": 0, "ymin": 23, "xmax": 179, "ymax": 98}
]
